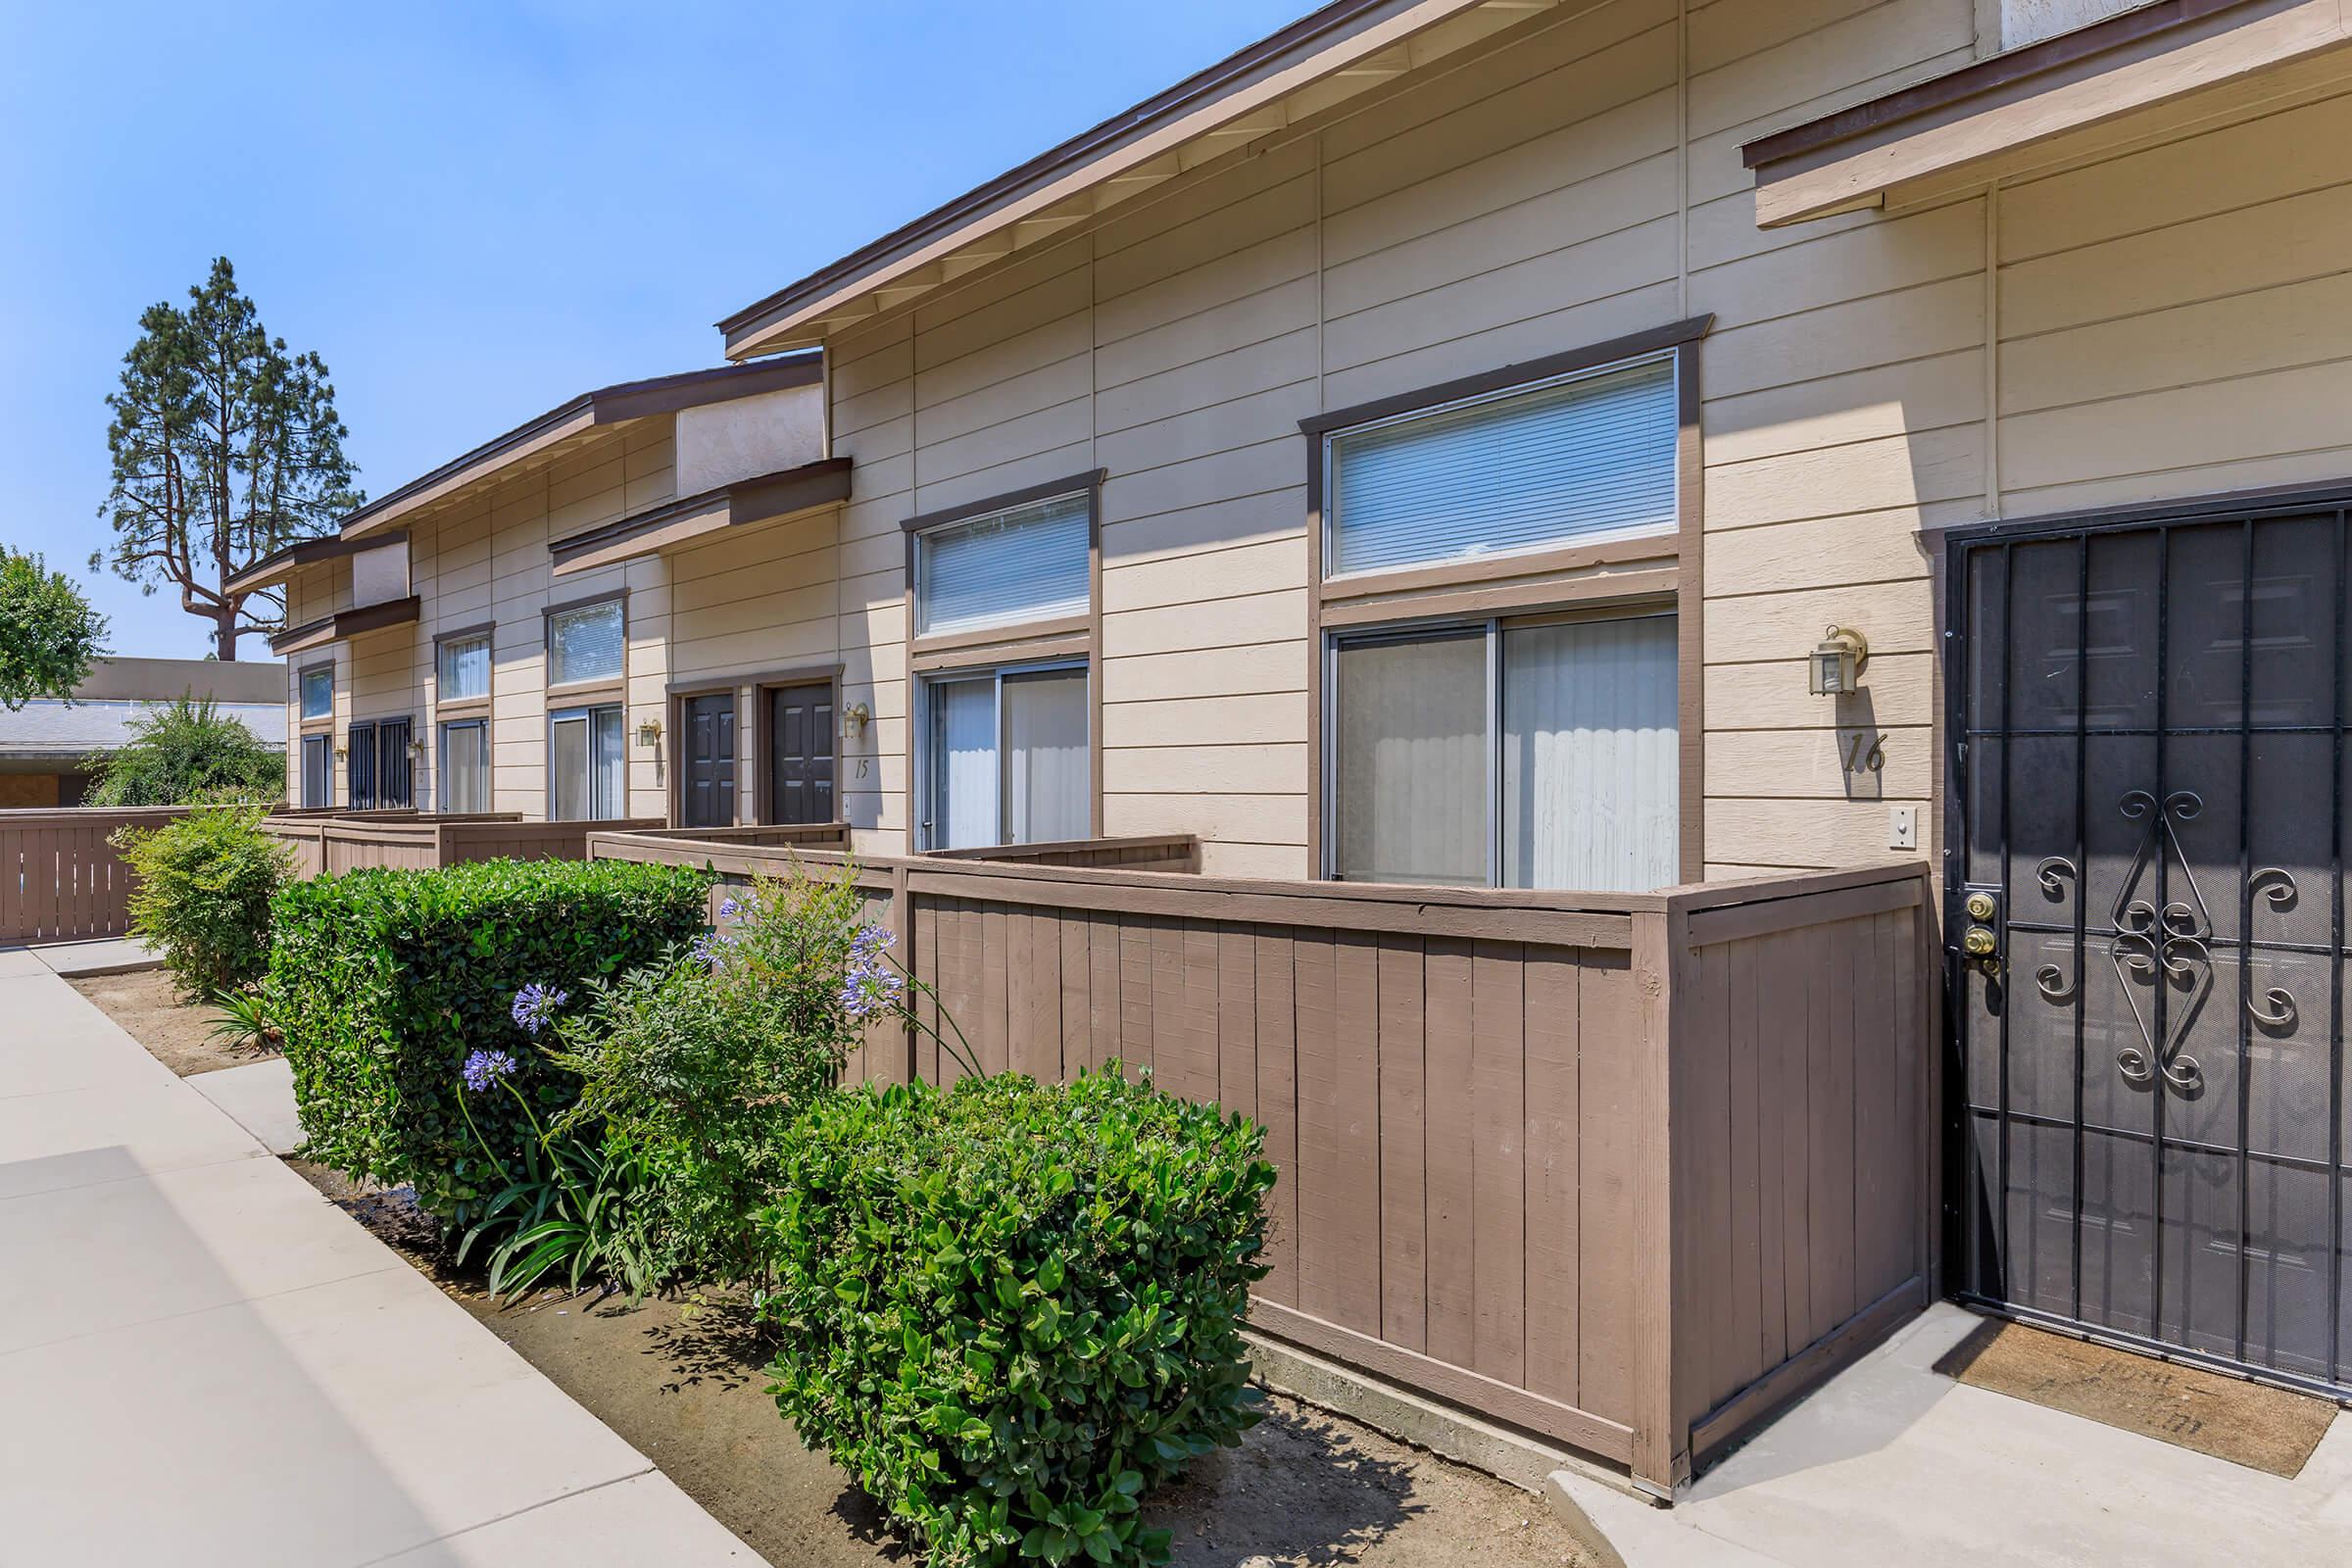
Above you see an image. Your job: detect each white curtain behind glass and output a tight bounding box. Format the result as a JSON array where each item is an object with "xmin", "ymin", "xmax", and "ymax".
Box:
[
  {"xmin": 552, "ymin": 714, "xmax": 587, "ymax": 820},
  {"xmin": 930, "ymin": 677, "xmax": 999, "ymax": 849},
  {"xmin": 1004, "ymin": 668, "xmax": 1088, "ymax": 843},
  {"xmin": 592, "ymin": 707, "xmax": 625, "ymax": 818},
  {"xmin": 441, "ymin": 722, "xmax": 487, "ymax": 812},
  {"xmin": 1502, "ymin": 615, "xmax": 1678, "ymax": 892},
  {"xmin": 1334, "ymin": 633, "xmax": 1487, "ymax": 885}
]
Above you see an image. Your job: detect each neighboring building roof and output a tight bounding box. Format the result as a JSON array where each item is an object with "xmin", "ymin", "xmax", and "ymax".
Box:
[
  {"xmin": 336, "ymin": 354, "xmax": 824, "ymax": 540},
  {"xmin": 71, "ymin": 656, "xmax": 287, "ymax": 707},
  {"xmin": 0, "ymin": 698, "xmax": 287, "ymax": 763},
  {"xmin": 716, "ymin": 0, "xmax": 1564, "ymax": 357}
]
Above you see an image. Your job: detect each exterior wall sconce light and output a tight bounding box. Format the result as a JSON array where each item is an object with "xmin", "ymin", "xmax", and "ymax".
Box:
[
  {"xmin": 636, "ymin": 717, "xmax": 663, "ymax": 748},
  {"xmin": 333, "ymin": 745, "xmax": 349, "ymax": 760},
  {"xmin": 1808, "ymin": 625, "xmax": 1870, "ymax": 696},
  {"xmin": 839, "ymin": 701, "xmax": 872, "ymax": 743}
]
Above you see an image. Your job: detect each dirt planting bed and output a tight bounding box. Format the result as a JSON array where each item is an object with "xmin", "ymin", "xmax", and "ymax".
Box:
[
  {"xmin": 68, "ymin": 967, "xmax": 276, "ymax": 1077},
  {"xmin": 292, "ymin": 1163, "xmax": 1593, "ymax": 1568}
]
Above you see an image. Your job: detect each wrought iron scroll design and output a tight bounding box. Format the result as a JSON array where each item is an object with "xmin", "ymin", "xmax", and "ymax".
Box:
[
  {"xmin": 2246, "ymin": 864, "xmax": 2301, "ymax": 1030},
  {"xmin": 2034, "ymin": 856, "xmax": 2078, "ymax": 1003},
  {"xmin": 2110, "ymin": 790, "xmax": 2209, "ymax": 1093}
]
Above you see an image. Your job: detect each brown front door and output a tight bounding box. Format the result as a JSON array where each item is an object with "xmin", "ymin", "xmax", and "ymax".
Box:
[
  {"xmin": 767, "ymin": 682, "xmax": 834, "ymax": 824},
  {"xmin": 681, "ymin": 693, "xmax": 736, "ymax": 829}
]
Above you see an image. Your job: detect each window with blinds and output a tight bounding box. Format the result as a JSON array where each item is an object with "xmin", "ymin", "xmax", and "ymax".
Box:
[
  {"xmin": 915, "ymin": 491, "xmax": 1090, "ymax": 637},
  {"xmin": 548, "ymin": 600, "xmax": 623, "ymax": 685},
  {"xmin": 438, "ymin": 633, "xmax": 490, "ymax": 701},
  {"xmin": 1326, "ymin": 353, "xmax": 1679, "ymax": 578}
]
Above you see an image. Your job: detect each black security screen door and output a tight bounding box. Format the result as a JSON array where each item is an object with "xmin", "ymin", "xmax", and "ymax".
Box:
[{"xmin": 1948, "ymin": 496, "xmax": 2352, "ymax": 1396}]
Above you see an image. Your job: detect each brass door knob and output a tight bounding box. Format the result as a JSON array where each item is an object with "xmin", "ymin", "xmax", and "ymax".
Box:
[
  {"xmin": 1964, "ymin": 891, "xmax": 1997, "ymax": 922},
  {"xmin": 1962, "ymin": 926, "xmax": 1997, "ymax": 957}
]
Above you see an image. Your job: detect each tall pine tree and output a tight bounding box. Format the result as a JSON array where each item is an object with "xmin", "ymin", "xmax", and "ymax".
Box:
[{"xmin": 95, "ymin": 258, "xmax": 363, "ymax": 661}]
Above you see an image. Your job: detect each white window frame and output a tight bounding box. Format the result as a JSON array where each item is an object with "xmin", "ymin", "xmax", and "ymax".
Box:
[
  {"xmin": 546, "ymin": 703, "xmax": 625, "ymax": 821},
  {"xmin": 1320, "ymin": 349, "xmax": 1680, "ymax": 586},
  {"xmin": 913, "ymin": 658, "xmax": 1091, "ymax": 851},
  {"xmin": 1320, "ymin": 608, "xmax": 1678, "ymax": 888}
]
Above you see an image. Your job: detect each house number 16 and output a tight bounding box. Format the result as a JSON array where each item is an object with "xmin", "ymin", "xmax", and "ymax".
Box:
[{"xmin": 1843, "ymin": 732, "xmax": 1886, "ymax": 774}]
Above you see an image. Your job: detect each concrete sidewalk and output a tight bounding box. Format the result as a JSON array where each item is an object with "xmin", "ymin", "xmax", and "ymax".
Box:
[
  {"xmin": 1556, "ymin": 1302, "xmax": 2352, "ymax": 1568},
  {"xmin": 0, "ymin": 947, "xmax": 758, "ymax": 1566}
]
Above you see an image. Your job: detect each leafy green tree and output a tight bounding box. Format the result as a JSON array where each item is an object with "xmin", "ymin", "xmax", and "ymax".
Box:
[
  {"xmin": 95, "ymin": 257, "xmax": 363, "ymax": 661},
  {"xmin": 81, "ymin": 696, "xmax": 285, "ymax": 807},
  {"xmin": 0, "ymin": 548, "xmax": 109, "ymax": 709}
]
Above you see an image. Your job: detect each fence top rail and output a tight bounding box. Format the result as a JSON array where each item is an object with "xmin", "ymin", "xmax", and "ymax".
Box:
[
  {"xmin": 0, "ymin": 806, "xmax": 203, "ymax": 823},
  {"xmin": 591, "ymin": 832, "xmax": 1934, "ymax": 947},
  {"xmin": 926, "ymin": 833, "xmax": 1196, "ymax": 862},
  {"xmin": 589, "ymin": 829, "xmax": 1670, "ymax": 912}
]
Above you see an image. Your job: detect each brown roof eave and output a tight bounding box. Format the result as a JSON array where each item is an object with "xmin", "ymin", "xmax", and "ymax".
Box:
[
  {"xmin": 714, "ymin": 0, "xmax": 1430, "ymax": 352},
  {"xmin": 335, "ymin": 355, "xmax": 823, "ymax": 540},
  {"xmin": 268, "ymin": 595, "xmax": 421, "ymax": 656},
  {"xmin": 223, "ymin": 530, "xmax": 410, "ymax": 598},
  {"xmin": 546, "ymin": 457, "xmax": 854, "ymax": 570},
  {"xmin": 1740, "ymin": 0, "xmax": 2252, "ymax": 171}
]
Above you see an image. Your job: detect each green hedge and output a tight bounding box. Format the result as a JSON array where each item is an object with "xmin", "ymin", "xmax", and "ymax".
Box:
[
  {"xmin": 114, "ymin": 807, "xmax": 292, "ymax": 997},
  {"xmin": 760, "ymin": 1069, "xmax": 1276, "ymax": 1567},
  {"xmin": 266, "ymin": 858, "xmax": 710, "ymax": 1215}
]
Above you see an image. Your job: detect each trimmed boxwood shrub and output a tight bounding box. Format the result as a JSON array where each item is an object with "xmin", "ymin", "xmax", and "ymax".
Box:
[
  {"xmin": 759, "ymin": 1068, "xmax": 1277, "ymax": 1567},
  {"xmin": 266, "ymin": 858, "xmax": 710, "ymax": 1215}
]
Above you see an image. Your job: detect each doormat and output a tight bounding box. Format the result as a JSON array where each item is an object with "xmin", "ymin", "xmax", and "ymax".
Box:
[{"xmin": 1933, "ymin": 1319, "xmax": 2336, "ymax": 1478}]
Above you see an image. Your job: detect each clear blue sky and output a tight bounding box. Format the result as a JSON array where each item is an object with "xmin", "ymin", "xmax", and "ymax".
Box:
[{"xmin": 0, "ymin": 0, "xmax": 1305, "ymax": 659}]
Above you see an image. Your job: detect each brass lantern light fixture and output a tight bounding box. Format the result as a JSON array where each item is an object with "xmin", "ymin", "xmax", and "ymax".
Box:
[
  {"xmin": 1808, "ymin": 625, "xmax": 1870, "ymax": 696},
  {"xmin": 839, "ymin": 701, "xmax": 872, "ymax": 743}
]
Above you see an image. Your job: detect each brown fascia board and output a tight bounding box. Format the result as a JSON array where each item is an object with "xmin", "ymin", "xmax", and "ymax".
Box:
[
  {"xmin": 268, "ymin": 595, "xmax": 421, "ymax": 655},
  {"xmin": 335, "ymin": 354, "xmax": 823, "ymax": 540},
  {"xmin": 546, "ymin": 457, "xmax": 854, "ymax": 569},
  {"xmin": 1740, "ymin": 0, "xmax": 2251, "ymax": 170},
  {"xmin": 223, "ymin": 530, "xmax": 410, "ymax": 597},
  {"xmin": 714, "ymin": 0, "xmax": 1432, "ymax": 353}
]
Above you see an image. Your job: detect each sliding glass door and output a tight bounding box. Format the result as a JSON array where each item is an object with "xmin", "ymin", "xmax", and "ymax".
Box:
[
  {"xmin": 922, "ymin": 663, "xmax": 1088, "ymax": 850},
  {"xmin": 549, "ymin": 705, "xmax": 624, "ymax": 820},
  {"xmin": 1329, "ymin": 612, "xmax": 1677, "ymax": 892}
]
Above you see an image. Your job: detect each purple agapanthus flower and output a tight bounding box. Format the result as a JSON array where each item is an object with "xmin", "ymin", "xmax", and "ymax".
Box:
[
  {"xmin": 717, "ymin": 896, "xmax": 742, "ymax": 920},
  {"xmin": 510, "ymin": 983, "xmax": 568, "ymax": 1036},
  {"xmin": 839, "ymin": 926, "xmax": 906, "ymax": 1019},
  {"xmin": 690, "ymin": 929, "xmax": 740, "ymax": 971},
  {"xmin": 463, "ymin": 1049, "xmax": 517, "ymax": 1093}
]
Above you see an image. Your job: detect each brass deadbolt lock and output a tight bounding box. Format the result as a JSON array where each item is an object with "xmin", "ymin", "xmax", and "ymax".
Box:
[
  {"xmin": 1964, "ymin": 890, "xmax": 1997, "ymax": 923},
  {"xmin": 1962, "ymin": 926, "xmax": 1997, "ymax": 958}
]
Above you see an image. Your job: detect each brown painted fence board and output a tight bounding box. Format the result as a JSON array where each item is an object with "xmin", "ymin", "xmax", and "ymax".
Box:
[
  {"xmin": 0, "ymin": 808, "xmax": 199, "ymax": 945},
  {"xmin": 586, "ymin": 831, "xmax": 1937, "ymax": 1496}
]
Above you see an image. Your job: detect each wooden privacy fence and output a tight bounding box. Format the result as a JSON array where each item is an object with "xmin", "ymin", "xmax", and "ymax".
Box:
[
  {"xmin": 589, "ymin": 831, "xmax": 1936, "ymax": 1494},
  {"xmin": 0, "ymin": 807, "xmax": 194, "ymax": 945},
  {"xmin": 263, "ymin": 814, "xmax": 663, "ymax": 876}
]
